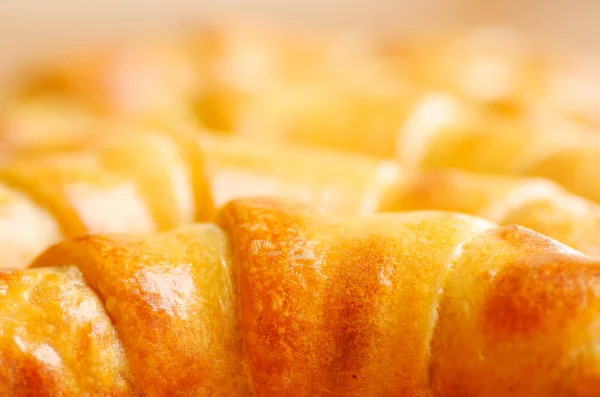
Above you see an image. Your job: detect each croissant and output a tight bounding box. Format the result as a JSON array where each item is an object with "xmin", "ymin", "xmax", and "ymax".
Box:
[
  {"xmin": 196, "ymin": 25, "xmax": 600, "ymax": 134},
  {"xmin": 0, "ymin": 197, "xmax": 596, "ymax": 396},
  {"xmin": 78, "ymin": 131, "xmax": 600, "ymax": 257},
  {"xmin": 387, "ymin": 26, "xmax": 600, "ymax": 126},
  {"xmin": 396, "ymin": 92, "xmax": 600, "ymax": 204},
  {"xmin": 193, "ymin": 42, "xmax": 600, "ymax": 162},
  {"xmin": 201, "ymin": 134, "xmax": 600, "ymax": 256},
  {"xmin": 3, "ymin": 127, "xmax": 600, "ymax": 268},
  {"xmin": 0, "ymin": 125, "xmax": 213, "ymax": 268},
  {"xmin": 7, "ymin": 26, "xmax": 421, "ymax": 158},
  {"xmin": 15, "ymin": 36, "xmax": 201, "ymax": 118},
  {"xmin": 378, "ymin": 168, "xmax": 600, "ymax": 257},
  {"xmin": 0, "ymin": 95, "xmax": 98, "ymax": 157},
  {"xmin": 12, "ymin": 25, "xmax": 599, "ymax": 147}
]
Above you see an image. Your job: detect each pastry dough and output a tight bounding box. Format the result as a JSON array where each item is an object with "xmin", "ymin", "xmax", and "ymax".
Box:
[{"xmin": 0, "ymin": 198, "xmax": 595, "ymax": 396}]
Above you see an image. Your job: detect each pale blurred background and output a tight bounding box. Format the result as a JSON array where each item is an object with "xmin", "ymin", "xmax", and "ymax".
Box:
[{"xmin": 1, "ymin": 0, "xmax": 599, "ymax": 79}]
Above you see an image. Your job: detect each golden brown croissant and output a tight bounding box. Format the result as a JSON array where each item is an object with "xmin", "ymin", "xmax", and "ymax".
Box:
[
  {"xmin": 1, "ymin": 197, "xmax": 597, "ymax": 396},
  {"xmin": 199, "ymin": 134, "xmax": 398, "ymax": 215},
  {"xmin": 0, "ymin": 126, "xmax": 213, "ymax": 268},
  {"xmin": 396, "ymin": 92, "xmax": 600, "ymax": 203},
  {"xmin": 16, "ymin": 36, "xmax": 201, "ymax": 118},
  {"xmin": 387, "ymin": 26, "xmax": 600, "ymax": 125},
  {"xmin": 203, "ymin": 134, "xmax": 600, "ymax": 256},
  {"xmin": 6, "ymin": 26, "xmax": 421, "ymax": 158},
  {"xmin": 194, "ymin": 25, "xmax": 600, "ymax": 133},
  {"xmin": 14, "ymin": 26, "xmax": 599, "ymax": 128},
  {"xmin": 190, "ymin": 30, "xmax": 600, "ymax": 163},
  {"xmin": 0, "ymin": 95, "xmax": 98, "ymax": 157},
  {"xmin": 379, "ymin": 168, "xmax": 600, "ymax": 257},
  {"xmin": 3, "ymin": 127, "xmax": 600, "ymax": 268},
  {"xmin": 5, "ymin": 26, "xmax": 598, "ymax": 166}
]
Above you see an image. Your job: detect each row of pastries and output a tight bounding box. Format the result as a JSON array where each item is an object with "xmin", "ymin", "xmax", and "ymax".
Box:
[{"xmin": 1, "ymin": 24, "xmax": 600, "ymax": 396}]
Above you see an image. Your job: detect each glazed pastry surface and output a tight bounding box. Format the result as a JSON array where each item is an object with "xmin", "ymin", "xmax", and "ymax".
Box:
[{"xmin": 0, "ymin": 197, "xmax": 598, "ymax": 396}]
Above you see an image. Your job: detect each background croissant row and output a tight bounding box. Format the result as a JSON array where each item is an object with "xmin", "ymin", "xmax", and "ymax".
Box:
[
  {"xmin": 1, "ymin": 25, "xmax": 600, "ymax": 158},
  {"xmin": 1, "ymin": 122, "xmax": 600, "ymax": 270},
  {"xmin": 1, "ymin": 28, "xmax": 599, "ymax": 194}
]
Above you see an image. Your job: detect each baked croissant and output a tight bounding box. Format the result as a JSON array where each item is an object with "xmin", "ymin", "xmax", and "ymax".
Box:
[
  {"xmin": 387, "ymin": 26, "xmax": 600, "ymax": 126},
  {"xmin": 203, "ymin": 134, "xmax": 600, "ymax": 256},
  {"xmin": 379, "ymin": 168, "xmax": 600, "ymax": 257},
  {"xmin": 0, "ymin": 95, "xmax": 98, "ymax": 157},
  {"xmin": 0, "ymin": 197, "xmax": 597, "ymax": 396},
  {"xmin": 0, "ymin": 121, "xmax": 398, "ymax": 268},
  {"xmin": 196, "ymin": 25, "xmax": 600, "ymax": 133},
  {"xmin": 11, "ymin": 25, "xmax": 599, "ymax": 152},
  {"xmin": 16, "ymin": 36, "xmax": 201, "ymax": 118},
  {"xmin": 0, "ymin": 126, "xmax": 213, "ymax": 268},
  {"xmin": 397, "ymin": 92, "xmax": 600, "ymax": 204},
  {"xmin": 50, "ymin": 130, "xmax": 587, "ymax": 258},
  {"xmin": 3, "ymin": 127, "xmax": 600, "ymax": 268}
]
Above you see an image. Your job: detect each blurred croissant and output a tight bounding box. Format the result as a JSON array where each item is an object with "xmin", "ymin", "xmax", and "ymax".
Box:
[
  {"xmin": 0, "ymin": 95, "xmax": 98, "ymax": 157},
  {"xmin": 203, "ymin": 134, "xmax": 600, "ymax": 256},
  {"xmin": 0, "ymin": 126, "xmax": 213, "ymax": 268},
  {"xmin": 10, "ymin": 26, "xmax": 419, "ymax": 158},
  {"xmin": 13, "ymin": 35, "xmax": 201, "ymax": 118},
  {"xmin": 2, "ymin": 127, "xmax": 600, "ymax": 269},
  {"xmin": 10, "ymin": 25, "xmax": 599, "ymax": 157},
  {"xmin": 396, "ymin": 92, "xmax": 600, "ymax": 205},
  {"xmin": 1, "ymin": 197, "xmax": 598, "ymax": 396}
]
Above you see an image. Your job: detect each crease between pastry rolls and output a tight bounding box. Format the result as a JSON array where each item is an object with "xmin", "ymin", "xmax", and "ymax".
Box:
[{"xmin": 2, "ymin": 197, "xmax": 599, "ymax": 396}]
